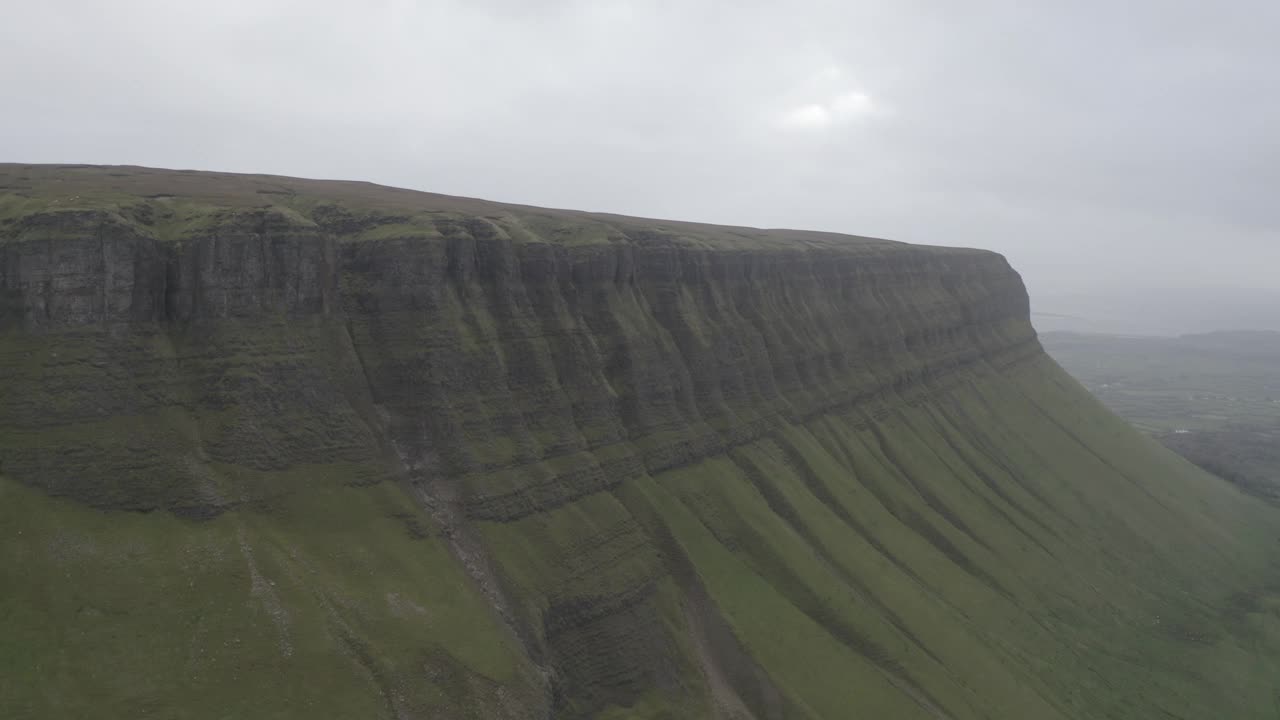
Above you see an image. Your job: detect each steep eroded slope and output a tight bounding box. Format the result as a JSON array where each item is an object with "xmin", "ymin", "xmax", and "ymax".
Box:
[{"xmin": 3, "ymin": 165, "xmax": 1280, "ymax": 719}]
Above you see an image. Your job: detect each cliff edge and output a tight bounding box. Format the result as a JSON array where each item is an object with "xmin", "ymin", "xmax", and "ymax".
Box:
[{"xmin": 3, "ymin": 164, "xmax": 1280, "ymax": 719}]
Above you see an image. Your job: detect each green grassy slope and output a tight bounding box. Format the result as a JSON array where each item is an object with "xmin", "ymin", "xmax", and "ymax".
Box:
[
  {"xmin": 0, "ymin": 472, "xmax": 541, "ymax": 719},
  {"xmin": 3, "ymin": 166, "xmax": 1280, "ymax": 719},
  {"xmin": 8, "ymin": 353, "xmax": 1280, "ymax": 719},
  {"xmin": 619, "ymin": 355, "xmax": 1280, "ymax": 719}
]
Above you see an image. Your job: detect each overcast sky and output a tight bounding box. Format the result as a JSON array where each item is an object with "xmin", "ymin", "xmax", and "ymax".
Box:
[{"xmin": 3, "ymin": 1, "xmax": 1279, "ymax": 299}]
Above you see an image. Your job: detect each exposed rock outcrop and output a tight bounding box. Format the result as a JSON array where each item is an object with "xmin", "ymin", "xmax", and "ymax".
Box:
[{"xmin": 0, "ymin": 191, "xmax": 1036, "ymax": 521}]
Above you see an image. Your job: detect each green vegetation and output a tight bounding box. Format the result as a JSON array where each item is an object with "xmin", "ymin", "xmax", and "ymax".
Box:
[
  {"xmin": 1043, "ymin": 330, "xmax": 1280, "ymax": 499},
  {"xmin": 0, "ymin": 471, "xmax": 535, "ymax": 719},
  {"xmin": 0, "ymin": 163, "xmax": 898, "ymax": 251},
  {"xmin": 9, "ymin": 350, "xmax": 1280, "ymax": 718},
  {"xmin": 4, "ymin": 165, "xmax": 1280, "ymax": 718}
]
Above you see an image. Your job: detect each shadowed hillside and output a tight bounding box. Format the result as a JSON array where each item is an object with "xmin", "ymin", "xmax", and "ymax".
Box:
[{"xmin": 4, "ymin": 164, "xmax": 1280, "ymax": 719}]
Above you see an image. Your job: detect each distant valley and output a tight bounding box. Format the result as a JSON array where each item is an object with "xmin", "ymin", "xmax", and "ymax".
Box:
[{"xmin": 1043, "ymin": 330, "xmax": 1280, "ymax": 500}]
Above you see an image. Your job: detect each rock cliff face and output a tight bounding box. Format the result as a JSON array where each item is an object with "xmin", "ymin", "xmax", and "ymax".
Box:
[
  {"xmin": 0, "ymin": 201, "xmax": 1034, "ymax": 515},
  {"xmin": 4, "ymin": 165, "xmax": 1280, "ymax": 720}
]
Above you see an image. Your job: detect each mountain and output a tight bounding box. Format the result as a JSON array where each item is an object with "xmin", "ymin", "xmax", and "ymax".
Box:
[{"xmin": 4, "ymin": 164, "xmax": 1280, "ymax": 719}]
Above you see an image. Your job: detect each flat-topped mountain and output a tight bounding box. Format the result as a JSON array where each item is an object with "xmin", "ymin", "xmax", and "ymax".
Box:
[{"xmin": 4, "ymin": 164, "xmax": 1280, "ymax": 719}]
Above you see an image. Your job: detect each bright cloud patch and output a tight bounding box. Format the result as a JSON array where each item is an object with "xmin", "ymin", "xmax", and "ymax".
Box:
[
  {"xmin": 778, "ymin": 91, "xmax": 879, "ymax": 131},
  {"xmin": 830, "ymin": 91, "xmax": 874, "ymax": 116},
  {"xmin": 776, "ymin": 67, "xmax": 883, "ymax": 132},
  {"xmin": 779, "ymin": 103, "xmax": 834, "ymax": 130}
]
